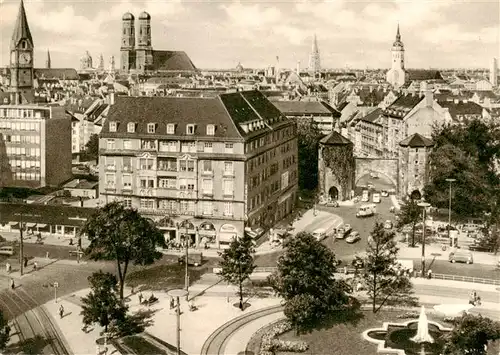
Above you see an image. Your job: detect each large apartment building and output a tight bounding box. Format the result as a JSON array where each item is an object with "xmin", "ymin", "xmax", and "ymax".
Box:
[
  {"xmin": 0, "ymin": 103, "xmax": 72, "ymax": 188},
  {"xmin": 99, "ymin": 90, "xmax": 298, "ymax": 248}
]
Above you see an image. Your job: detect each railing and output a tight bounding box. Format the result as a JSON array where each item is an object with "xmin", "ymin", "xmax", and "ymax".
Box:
[{"xmin": 251, "ymin": 268, "xmax": 500, "ymax": 285}]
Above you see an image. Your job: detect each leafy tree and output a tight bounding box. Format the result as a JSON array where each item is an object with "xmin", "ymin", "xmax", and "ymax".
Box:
[
  {"xmin": 397, "ymin": 198, "xmax": 421, "ymax": 247},
  {"xmin": 218, "ymin": 234, "xmax": 256, "ymax": 310},
  {"xmin": 80, "ymin": 202, "xmax": 166, "ymax": 299},
  {"xmin": 268, "ymin": 232, "xmax": 351, "ymax": 332},
  {"xmin": 0, "ymin": 309, "xmax": 10, "ymax": 350},
  {"xmin": 443, "ymin": 314, "xmax": 500, "ymax": 355},
  {"xmin": 362, "ymin": 222, "xmax": 416, "ymax": 313},
  {"xmin": 425, "ymin": 119, "xmax": 500, "ymax": 220},
  {"xmin": 80, "ymin": 271, "xmax": 128, "ymax": 333},
  {"xmin": 83, "ymin": 134, "xmax": 99, "ymax": 163},
  {"xmin": 297, "ymin": 118, "xmax": 324, "ymax": 191}
]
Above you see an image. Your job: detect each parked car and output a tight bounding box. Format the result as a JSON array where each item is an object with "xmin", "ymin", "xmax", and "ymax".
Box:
[
  {"xmin": 178, "ymin": 252, "xmax": 203, "ymax": 266},
  {"xmin": 346, "ymin": 231, "xmax": 361, "ymax": 244},
  {"xmin": 448, "ymin": 250, "xmax": 473, "ymax": 264},
  {"xmin": 373, "ymin": 193, "xmax": 381, "ymax": 204},
  {"xmin": 381, "ymin": 190, "xmax": 389, "ymax": 197},
  {"xmin": 352, "ymin": 257, "xmax": 364, "ymax": 269},
  {"xmin": 312, "ymin": 228, "xmax": 327, "ymax": 241},
  {"xmin": 384, "ymin": 220, "xmax": 393, "ymax": 229},
  {"xmin": 0, "ymin": 246, "xmax": 14, "ymax": 256},
  {"xmin": 337, "ymin": 224, "xmax": 352, "ymax": 239}
]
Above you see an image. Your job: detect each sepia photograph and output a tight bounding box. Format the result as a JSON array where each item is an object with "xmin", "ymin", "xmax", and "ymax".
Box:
[{"xmin": 0, "ymin": 0, "xmax": 499, "ymax": 354}]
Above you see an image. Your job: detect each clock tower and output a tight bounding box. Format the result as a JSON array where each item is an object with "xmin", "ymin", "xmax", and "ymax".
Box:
[{"xmin": 10, "ymin": 0, "xmax": 34, "ymax": 104}]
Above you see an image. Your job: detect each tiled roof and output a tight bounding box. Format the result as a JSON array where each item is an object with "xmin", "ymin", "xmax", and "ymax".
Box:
[
  {"xmin": 320, "ymin": 131, "xmax": 353, "ymax": 145},
  {"xmin": 64, "ymin": 179, "xmax": 98, "ymax": 189},
  {"xmin": 34, "ymin": 68, "xmax": 79, "ymax": 80},
  {"xmin": 152, "ymin": 51, "xmax": 197, "ymax": 72},
  {"xmin": 384, "ymin": 94, "xmax": 423, "ymax": 118},
  {"xmin": 407, "ymin": 70, "xmax": 443, "ymax": 81},
  {"xmin": 472, "ymin": 91, "xmax": 499, "ymax": 101},
  {"xmin": 103, "ymin": 95, "xmax": 242, "ymax": 139},
  {"xmin": 359, "ymin": 108, "xmax": 383, "ymax": 124},
  {"xmin": 399, "ymin": 133, "xmax": 434, "ymax": 148},
  {"xmin": 437, "ymin": 100, "xmax": 483, "ymax": 119},
  {"xmin": 0, "ymin": 203, "xmax": 96, "ymax": 227},
  {"xmin": 272, "ymin": 100, "xmax": 339, "ymax": 116}
]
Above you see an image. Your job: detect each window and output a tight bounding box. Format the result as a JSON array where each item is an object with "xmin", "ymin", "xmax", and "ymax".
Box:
[
  {"xmin": 167, "ymin": 124, "xmax": 175, "ymax": 134},
  {"xmin": 159, "ymin": 178, "xmax": 176, "ymax": 189},
  {"xmin": 223, "ymin": 180, "xmax": 234, "ymax": 196},
  {"xmin": 180, "ymin": 159, "xmax": 195, "ymax": 172},
  {"xmin": 203, "ymin": 201, "xmax": 213, "ymax": 215},
  {"xmin": 123, "ymin": 140, "xmax": 132, "ymax": 150},
  {"xmin": 158, "ymin": 158, "xmax": 177, "ymax": 171},
  {"xmin": 123, "ymin": 174, "xmax": 132, "ymax": 189},
  {"xmin": 147, "ymin": 123, "xmax": 156, "ymax": 134},
  {"xmin": 123, "ymin": 198, "xmax": 132, "ymax": 208},
  {"xmin": 139, "ymin": 158, "xmax": 154, "ymax": 170},
  {"xmin": 281, "ymin": 171, "xmax": 289, "ymax": 190},
  {"xmin": 159, "ymin": 200, "xmax": 177, "ymax": 211},
  {"xmin": 203, "ymin": 160, "xmax": 212, "ymax": 173},
  {"xmin": 106, "ymin": 157, "xmax": 115, "ymax": 170},
  {"xmin": 140, "ymin": 199, "xmax": 155, "ymax": 209},
  {"xmin": 122, "ymin": 157, "xmax": 132, "ymax": 171},
  {"xmin": 186, "ymin": 124, "xmax": 195, "ymax": 135},
  {"xmin": 139, "ymin": 178, "xmax": 155, "ymax": 188},
  {"xmin": 202, "ymin": 179, "xmax": 213, "ymax": 194},
  {"xmin": 204, "ymin": 142, "xmax": 213, "ymax": 152},
  {"xmin": 181, "ymin": 141, "xmax": 196, "ymax": 153},
  {"xmin": 109, "ymin": 121, "xmax": 117, "ymax": 132},
  {"xmin": 223, "ymin": 202, "xmax": 233, "ymax": 216},
  {"xmin": 107, "ymin": 139, "xmax": 115, "ymax": 150},
  {"xmin": 127, "ymin": 123, "xmax": 135, "ymax": 133},
  {"xmin": 141, "ymin": 140, "xmax": 157, "ymax": 150},
  {"xmin": 159, "ymin": 140, "xmax": 177, "ymax": 152},
  {"xmin": 179, "ymin": 178, "xmax": 187, "ymax": 190},
  {"xmin": 225, "ymin": 143, "xmax": 234, "ymax": 153},
  {"xmin": 224, "ymin": 161, "xmax": 234, "ymax": 175},
  {"xmin": 105, "ymin": 173, "xmax": 115, "ymax": 188},
  {"xmin": 206, "ymin": 125, "xmax": 215, "ymax": 135}
]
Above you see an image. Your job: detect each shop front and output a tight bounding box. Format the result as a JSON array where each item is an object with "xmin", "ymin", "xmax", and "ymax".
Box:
[
  {"xmin": 178, "ymin": 220, "xmax": 197, "ymax": 247},
  {"xmin": 156, "ymin": 216, "xmax": 177, "ymax": 246},
  {"xmin": 218, "ymin": 223, "xmax": 238, "ymax": 249},
  {"xmin": 198, "ymin": 221, "xmax": 217, "ymax": 249}
]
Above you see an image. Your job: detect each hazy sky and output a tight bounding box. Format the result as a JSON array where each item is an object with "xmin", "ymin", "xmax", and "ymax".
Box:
[{"xmin": 0, "ymin": 0, "xmax": 499, "ymax": 70}]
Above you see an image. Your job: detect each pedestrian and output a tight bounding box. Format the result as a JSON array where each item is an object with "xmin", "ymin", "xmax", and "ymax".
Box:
[
  {"xmin": 33, "ymin": 261, "xmax": 38, "ymax": 271},
  {"xmin": 45, "ymin": 251, "xmax": 50, "ymax": 259},
  {"xmin": 59, "ymin": 305, "xmax": 64, "ymax": 319},
  {"xmin": 10, "ymin": 278, "xmax": 15, "ymax": 290},
  {"xmin": 427, "ymin": 269, "xmax": 432, "ymax": 279},
  {"xmin": 356, "ymin": 281, "xmax": 363, "ymax": 292},
  {"xmin": 170, "ymin": 297, "xmax": 175, "ymax": 309},
  {"xmin": 138, "ymin": 292, "xmax": 143, "ymax": 305},
  {"xmin": 23, "ymin": 257, "xmax": 28, "ymax": 268},
  {"xmin": 5, "ymin": 262, "xmax": 10, "ymax": 274}
]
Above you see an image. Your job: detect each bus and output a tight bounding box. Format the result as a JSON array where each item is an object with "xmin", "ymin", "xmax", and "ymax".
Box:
[{"xmin": 356, "ymin": 204, "xmax": 377, "ymax": 218}]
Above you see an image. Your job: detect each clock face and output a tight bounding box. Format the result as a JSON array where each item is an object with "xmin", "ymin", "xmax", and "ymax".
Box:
[{"xmin": 19, "ymin": 52, "xmax": 32, "ymax": 65}]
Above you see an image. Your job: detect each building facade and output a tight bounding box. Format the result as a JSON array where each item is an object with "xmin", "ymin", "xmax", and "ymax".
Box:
[
  {"xmin": 308, "ymin": 34, "xmax": 321, "ymax": 75},
  {"xmin": 386, "ymin": 25, "xmax": 406, "ymax": 88},
  {"xmin": 99, "ymin": 90, "xmax": 297, "ymax": 248}
]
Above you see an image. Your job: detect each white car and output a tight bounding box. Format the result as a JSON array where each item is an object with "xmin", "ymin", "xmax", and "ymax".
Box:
[
  {"xmin": 312, "ymin": 228, "xmax": 326, "ymax": 241},
  {"xmin": 381, "ymin": 190, "xmax": 389, "ymax": 197},
  {"xmin": 373, "ymin": 193, "xmax": 381, "ymax": 203},
  {"xmin": 346, "ymin": 231, "xmax": 361, "ymax": 244}
]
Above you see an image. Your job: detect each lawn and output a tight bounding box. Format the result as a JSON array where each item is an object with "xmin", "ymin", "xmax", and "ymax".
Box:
[
  {"xmin": 122, "ymin": 335, "xmax": 168, "ymax": 355},
  {"xmin": 275, "ymin": 310, "xmax": 448, "ymax": 355}
]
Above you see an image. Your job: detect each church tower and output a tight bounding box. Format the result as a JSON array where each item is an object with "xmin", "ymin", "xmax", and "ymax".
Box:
[
  {"xmin": 136, "ymin": 11, "xmax": 153, "ymax": 72},
  {"xmin": 9, "ymin": 0, "xmax": 34, "ymax": 104},
  {"xmin": 45, "ymin": 49, "xmax": 51, "ymax": 68},
  {"xmin": 120, "ymin": 12, "xmax": 136, "ymax": 72},
  {"xmin": 386, "ymin": 24, "xmax": 406, "ymax": 88},
  {"xmin": 308, "ymin": 34, "xmax": 321, "ymax": 75}
]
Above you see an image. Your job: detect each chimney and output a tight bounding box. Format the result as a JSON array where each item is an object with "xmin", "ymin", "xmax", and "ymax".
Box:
[
  {"xmin": 110, "ymin": 92, "xmax": 115, "ymax": 105},
  {"xmin": 296, "ymin": 60, "xmax": 301, "ymax": 75},
  {"xmin": 425, "ymin": 90, "xmax": 433, "ymax": 107}
]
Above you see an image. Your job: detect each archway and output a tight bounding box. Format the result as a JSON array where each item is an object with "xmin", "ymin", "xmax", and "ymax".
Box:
[
  {"xmin": 328, "ymin": 186, "xmax": 339, "ymax": 201},
  {"xmin": 199, "ymin": 221, "xmax": 216, "ymax": 248},
  {"xmin": 179, "ymin": 220, "xmax": 196, "ymax": 246},
  {"xmin": 219, "ymin": 224, "xmax": 238, "ymax": 249},
  {"xmin": 355, "ymin": 172, "xmax": 396, "ymax": 196},
  {"xmin": 410, "ymin": 190, "xmax": 422, "ymax": 200}
]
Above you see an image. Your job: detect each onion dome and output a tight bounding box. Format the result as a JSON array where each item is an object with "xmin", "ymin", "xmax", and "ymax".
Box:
[
  {"xmin": 122, "ymin": 12, "xmax": 134, "ymax": 21},
  {"xmin": 139, "ymin": 11, "xmax": 151, "ymax": 20}
]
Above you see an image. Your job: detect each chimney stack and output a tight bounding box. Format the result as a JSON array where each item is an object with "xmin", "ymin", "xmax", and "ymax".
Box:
[{"xmin": 296, "ymin": 60, "xmax": 301, "ymax": 75}]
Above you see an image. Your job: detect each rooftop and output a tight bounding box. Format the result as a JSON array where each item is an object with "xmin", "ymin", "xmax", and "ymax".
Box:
[
  {"xmin": 272, "ymin": 100, "xmax": 340, "ymax": 116},
  {"xmin": 320, "ymin": 130, "xmax": 353, "ymax": 146},
  {"xmin": 399, "ymin": 133, "xmax": 434, "ymax": 148}
]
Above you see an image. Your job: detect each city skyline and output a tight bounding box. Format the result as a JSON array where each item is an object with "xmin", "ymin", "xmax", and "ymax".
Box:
[{"xmin": 0, "ymin": 0, "xmax": 499, "ymax": 70}]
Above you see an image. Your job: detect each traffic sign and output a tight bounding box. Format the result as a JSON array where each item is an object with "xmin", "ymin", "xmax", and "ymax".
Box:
[{"xmin": 54, "ymin": 282, "xmax": 59, "ymax": 288}]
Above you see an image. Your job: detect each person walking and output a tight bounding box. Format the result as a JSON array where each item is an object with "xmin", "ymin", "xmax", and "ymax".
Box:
[
  {"xmin": 5, "ymin": 262, "xmax": 10, "ymax": 274},
  {"xmin": 23, "ymin": 257, "xmax": 28, "ymax": 268},
  {"xmin": 138, "ymin": 292, "xmax": 143, "ymax": 305},
  {"xmin": 59, "ymin": 305, "xmax": 64, "ymax": 319},
  {"xmin": 169, "ymin": 297, "xmax": 175, "ymax": 309},
  {"xmin": 33, "ymin": 261, "xmax": 38, "ymax": 271},
  {"xmin": 427, "ymin": 269, "xmax": 432, "ymax": 279},
  {"xmin": 10, "ymin": 278, "xmax": 15, "ymax": 290}
]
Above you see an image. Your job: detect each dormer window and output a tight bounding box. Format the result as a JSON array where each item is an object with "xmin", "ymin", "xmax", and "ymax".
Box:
[
  {"xmin": 147, "ymin": 123, "xmax": 156, "ymax": 134},
  {"xmin": 109, "ymin": 121, "xmax": 117, "ymax": 132},
  {"xmin": 167, "ymin": 123, "xmax": 175, "ymax": 134},
  {"xmin": 127, "ymin": 122, "xmax": 135, "ymax": 133},
  {"xmin": 206, "ymin": 124, "xmax": 215, "ymax": 136},
  {"xmin": 186, "ymin": 124, "xmax": 195, "ymax": 135}
]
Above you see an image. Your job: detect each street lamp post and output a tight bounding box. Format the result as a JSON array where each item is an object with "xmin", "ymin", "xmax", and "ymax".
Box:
[
  {"xmin": 418, "ymin": 202, "xmax": 431, "ymax": 277},
  {"xmin": 445, "ymin": 178, "xmax": 456, "ymax": 247},
  {"xmin": 181, "ymin": 220, "xmax": 190, "ymax": 301},
  {"xmin": 167, "ymin": 289, "xmax": 188, "ymax": 355}
]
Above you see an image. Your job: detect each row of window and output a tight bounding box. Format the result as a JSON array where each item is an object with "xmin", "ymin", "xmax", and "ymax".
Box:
[
  {"xmin": 109, "ymin": 122, "xmax": 217, "ymax": 136},
  {"xmin": 0, "ymin": 109, "xmax": 47, "ymax": 119},
  {"xmin": 5, "ymin": 147, "xmax": 41, "ymax": 157},
  {"xmin": 105, "ymin": 157, "xmax": 235, "ymax": 174},
  {"xmin": 9, "ymin": 160, "xmax": 41, "ymax": 169},
  {"xmin": 11, "ymin": 172, "xmax": 41, "ymax": 181},
  {"xmin": 245, "ymin": 126, "xmax": 296, "ymax": 154},
  {"xmin": 2, "ymin": 135, "xmax": 41, "ymax": 144},
  {"xmin": 126, "ymin": 198, "xmax": 235, "ymax": 216},
  {"xmin": 106, "ymin": 139, "xmax": 235, "ymax": 154},
  {"xmin": 0, "ymin": 121, "xmax": 41, "ymax": 131}
]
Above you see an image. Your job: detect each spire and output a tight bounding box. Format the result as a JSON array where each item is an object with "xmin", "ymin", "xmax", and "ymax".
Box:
[
  {"xmin": 46, "ymin": 49, "xmax": 51, "ymax": 69},
  {"xmin": 396, "ymin": 23, "xmax": 401, "ymax": 42},
  {"xmin": 10, "ymin": 0, "xmax": 33, "ymax": 49},
  {"xmin": 312, "ymin": 33, "xmax": 319, "ymax": 53}
]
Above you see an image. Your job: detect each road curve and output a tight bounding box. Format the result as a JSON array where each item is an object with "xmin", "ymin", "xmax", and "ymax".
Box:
[{"xmin": 200, "ymin": 304, "xmax": 284, "ymax": 355}]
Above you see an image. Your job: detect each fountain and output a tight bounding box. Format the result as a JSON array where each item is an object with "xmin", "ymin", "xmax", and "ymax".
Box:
[
  {"xmin": 363, "ymin": 306, "xmax": 452, "ymax": 355},
  {"xmin": 411, "ymin": 306, "xmax": 434, "ymax": 343}
]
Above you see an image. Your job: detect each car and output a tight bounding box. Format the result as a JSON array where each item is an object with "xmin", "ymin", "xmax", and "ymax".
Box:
[
  {"xmin": 178, "ymin": 252, "xmax": 203, "ymax": 266},
  {"xmin": 346, "ymin": 231, "xmax": 361, "ymax": 244},
  {"xmin": 381, "ymin": 190, "xmax": 389, "ymax": 197},
  {"xmin": 337, "ymin": 224, "xmax": 352, "ymax": 239},
  {"xmin": 312, "ymin": 228, "xmax": 327, "ymax": 241},
  {"xmin": 352, "ymin": 258, "xmax": 364, "ymax": 269},
  {"xmin": 448, "ymin": 250, "xmax": 473, "ymax": 264},
  {"xmin": 384, "ymin": 220, "xmax": 393, "ymax": 229},
  {"xmin": 373, "ymin": 193, "xmax": 381, "ymax": 204},
  {"xmin": 0, "ymin": 246, "xmax": 14, "ymax": 256}
]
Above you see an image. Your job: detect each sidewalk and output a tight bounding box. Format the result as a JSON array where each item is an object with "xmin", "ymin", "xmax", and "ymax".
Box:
[{"xmin": 0, "ymin": 230, "xmax": 91, "ymax": 249}]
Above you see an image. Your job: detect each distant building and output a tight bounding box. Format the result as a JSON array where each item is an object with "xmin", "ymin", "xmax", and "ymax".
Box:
[
  {"xmin": 80, "ymin": 51, "xmax": 93, "ymax": 70},
  {"xmin": 99, "ymin": 90, "xmax": 297, "ymax": 248},
  {"xmin": 386, "ymin": 25, "xmax": 406, "ymax": 88},
  {"xmin": 63, "ymin": 178, "xmax": 98, "ymax": 199},
  {"xmin": 120, "ymin": 12, "xmax": 197, "ymax": 74},
  {"xmin": 45, "ymin": 49, "xmax": 51, "ymax": 69},
  {"xmin": 490, "ymin": 58, "xmax": 498, "ymax": 87},
  {"xmin": 308, "ymin": 34, "xmax": 321, "ymax": 75}
]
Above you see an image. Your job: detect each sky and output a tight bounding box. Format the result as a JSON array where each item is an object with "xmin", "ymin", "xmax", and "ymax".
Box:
[{"xmin": 0, "ymin": 0, "xmax": 499, "ymax": 70}]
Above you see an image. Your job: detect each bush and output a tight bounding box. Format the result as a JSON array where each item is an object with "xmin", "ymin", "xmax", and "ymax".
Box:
[
  {"xmin": 396, "ymin": 312, "xmax": 420, "ymax": 319},
  {"xmin": 260, "ymin": 320, "xmax": 309, "ymax": 354}
]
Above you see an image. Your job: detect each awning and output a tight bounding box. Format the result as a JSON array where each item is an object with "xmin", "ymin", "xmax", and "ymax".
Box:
[
  {"xmin": 37, "ymin": 224, "xmax": 47, "ymax": 228},
  {"xmin": 26, "ymin": 223, "xmax": 36, "ymax": 227},
  {"xmin": 8, "ymin": 221, "xmax": 19, "ymax": 226}
]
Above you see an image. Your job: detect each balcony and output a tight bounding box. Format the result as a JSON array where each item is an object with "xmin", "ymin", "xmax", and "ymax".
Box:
[
  {"xmin": 223, "ymin": 192, "xmax": 234, "ymax": 199},
  {"xmin": 154, "ymin": 188, "xmax": 179, "ymax": 198},
  {"xmin": 122, "ymin": 166, "xmax": 133, "ymax": 173},
  {"xmin": 105, "ymin": 165, "xmax": 116, "ymax": 172},
  {"xmin": 222, "ymin": 170, "xmax": 235, "ymax": 178},
  {"xmin": 201, "ymin": 190, "xmax": 214, "ymax": 198},
  {"xmin": 201, "ymin": 170, "xmax": 214, "ymax": 177}
]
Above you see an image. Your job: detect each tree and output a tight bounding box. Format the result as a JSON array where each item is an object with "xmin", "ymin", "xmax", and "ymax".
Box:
[
  {"xmin": 297, "ymin": 118, "xmax": 324, "ymax": 191},
  {"xmin": 268, "ymin": 232, "xmax": 351, "ymax": 332},
  {"xmin": 443, "ymin": 314, "xmax": 500, "ymax": 355},
  {"xmin": 83, "ymin": 134, "xmax": 99, "ymax": 163},
  {"xmin": 0, "ymin": 310, "xmax": 10, "ymax": 350},
  {"xmin": 80, "ymin": 202, "xmax": 166, "ymax": 299},
  {"xmin": 424, "ymin": 119, "xmax": 500, "ymax": 220},
  {"xmin": 397, "ymin": 198, "xmax": 421, "ymax": 247},
  {"xmin": 80, "ymin": 271, "xmax": 128, "ymax": 333},
  {"xmin": 362, "ymin": 222, "xmax": 416, "ymax": 313},
  {"xmin": 218, "ymin": 234, "xmax": 256, "ymax": 310}
]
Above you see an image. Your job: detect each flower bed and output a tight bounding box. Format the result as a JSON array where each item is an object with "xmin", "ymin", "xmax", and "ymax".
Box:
[
  {"xmin": 260, "ymin": 320, "xmax": 309, "ymax": 355},
  {"xmin": 395, "ymin": 311, "xmax": 419, "ymax": 319}
]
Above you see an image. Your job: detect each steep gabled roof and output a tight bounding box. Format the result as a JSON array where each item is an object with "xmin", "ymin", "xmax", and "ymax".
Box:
[
  {"xmin": 437, "ymin": 100, "xmax": 483, "ymax": 119},
  {"xmin": 384, "ymin": 93, "xmax": 423, "ymax": 118},
  {"xmin": 406, "ymin": 69, "xmax": 443, "ymax": 81},
  {"xmin": 10, "ymin": 0, "xmax": 33, "ymax": 49},
  {"xmin": 320, "ymin": 130, "xmax": 352, "ymax": 145},
  {"xmin": 399, "ymin": 133, "xmax": 434, "ymax": 148},
  {"xmin": 34, "ymin": 68, "xmax": 79, "ymax": 80},
  {"xmin": 359, "ymin": 108, "xmax": 383, "ymax": 124},
  {"xmin": 272, "ymin": 100, "xmax": 339, "ymax": 116},
  {"xmin": 152, "ymin": 51, "xmax": 197, "ymax": 72}
]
